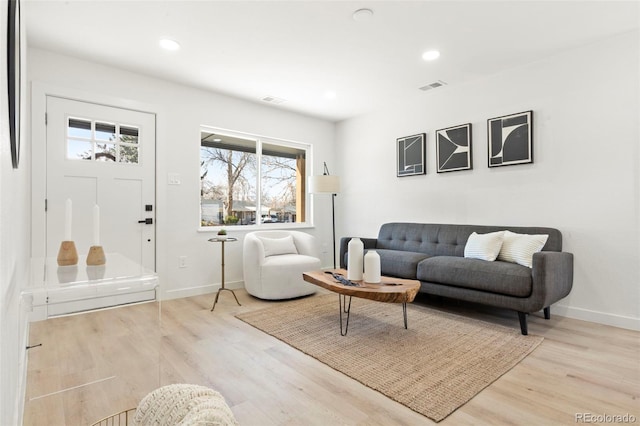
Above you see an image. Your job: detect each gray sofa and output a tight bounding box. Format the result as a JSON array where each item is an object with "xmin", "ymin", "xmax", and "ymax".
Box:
[{"xmin": 339, "ymin": 222, "xmax": 574, "ymax": 335}]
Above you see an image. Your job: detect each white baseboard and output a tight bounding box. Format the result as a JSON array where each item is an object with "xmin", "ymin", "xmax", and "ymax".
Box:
[
  {"xmin": 553, "ymin": 304, "xmax": 640, "ymax": 331},
  {"xmin": 163, "ymin": 280, "xmax": 244, "ymax": 301}
]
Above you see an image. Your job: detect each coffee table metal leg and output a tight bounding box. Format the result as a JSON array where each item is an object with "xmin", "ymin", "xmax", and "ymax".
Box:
[
  {"xmin": 403, "ymin": 302, "xmax": 408, "ymax": 329},
  {"xmin": 339, "ymin": 294, "xmax": 352, "ymax": 336}
]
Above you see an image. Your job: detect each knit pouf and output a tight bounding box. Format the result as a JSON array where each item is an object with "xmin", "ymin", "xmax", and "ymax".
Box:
[{"xmin": 133, "ymin": 384, "xmax": 238, "ymax": 426}]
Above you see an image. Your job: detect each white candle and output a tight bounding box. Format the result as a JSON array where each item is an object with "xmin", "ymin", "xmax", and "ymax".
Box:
[
  {"xmin": 64, "ymin": 198, "xmax": 72, "ymax": 241},
  {"xmin": 93, "ymin": 204, "xmax": 100, "ymax": 246}
]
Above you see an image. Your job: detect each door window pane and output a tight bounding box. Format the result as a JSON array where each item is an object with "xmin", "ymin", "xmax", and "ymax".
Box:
[
  {"xmin": 120, "ymin": 126, "xmax": 139, "ymax": 144},
  {"xmin": 66, "ymin": 117, "xmax": 139, "ymax": 164},
  {"xmin": 68, "ymin": 118, "xmax": 91, "ymax": 139},
  {"xmin": 67, "ymin": 140, "xmax": 92, "ymax": 160},
  {"xmin": 119, "ymin": 145, "xmax": 139, "ymax": 163},
  {"xmin": 95, "ymin": 122, "xmax": 116, "ymax": 141},
  {"xmin": 96, "ymin": 143, "xmax": 116, "ymax": 162}
]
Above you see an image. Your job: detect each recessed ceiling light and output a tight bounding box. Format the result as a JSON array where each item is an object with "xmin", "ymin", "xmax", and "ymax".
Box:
[
  {"xmin": 422, "ymin": 50, "xmax": 440, "ymax": 61},
  {"xmin": 159, "ymin": 38, "xmax": 180, "ymax": 51},
  {"xmin": 352, "ymin": 8, "xmax": 374, "ymax": 22}
]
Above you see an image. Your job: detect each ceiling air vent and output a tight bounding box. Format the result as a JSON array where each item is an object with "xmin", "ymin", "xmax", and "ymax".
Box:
[
  {"xmin": 419, "ymin": 80, "xmax": 447, "ymax": 91},
  {"xmin": 261, "ymin": 95, "xmax": 286, "ymax": 104}
]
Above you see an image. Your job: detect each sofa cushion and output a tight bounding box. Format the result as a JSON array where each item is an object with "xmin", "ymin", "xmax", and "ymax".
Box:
[
  {"xmin": 376, "ymin": 249, "xmax": 431, "ymax": 279},
  {"xmin": 498, "ymin": 231, "xmax": 549, "ymax": 268},
  {"xmin": 417, "ymin": 256, "xmax": 532, "ymax": 297},
  {"xmin": 258, "ymin": 235, "xmax": 298, "ymax": 257},
  {"xmin": 463, "ymin": 231, "xmax": 505, "ymax": 261}
]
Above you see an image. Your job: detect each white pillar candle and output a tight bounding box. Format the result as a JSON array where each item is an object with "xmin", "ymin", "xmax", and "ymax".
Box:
[
  {"xmin": 64, "ymin": 198, "xmax": 72, "ymax": 241},
  {"xmin": 93, "ymin": 204, "xmax": 100, "ymax": 246}
]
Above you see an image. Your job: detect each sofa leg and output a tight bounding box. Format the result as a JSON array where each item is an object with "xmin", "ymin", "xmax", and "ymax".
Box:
[
  {"xmin": 517, "ymin": 312, "xmax": 528, "ymax": 335},
  {"xmin": 543, "ymin": 306, "xmax": 551, "ymax": 320}
]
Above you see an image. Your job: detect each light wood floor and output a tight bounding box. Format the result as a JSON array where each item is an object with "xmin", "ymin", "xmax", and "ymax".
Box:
[{"xmin": 23, "ymin": 289, "xmax": 640, "ymax": 425}]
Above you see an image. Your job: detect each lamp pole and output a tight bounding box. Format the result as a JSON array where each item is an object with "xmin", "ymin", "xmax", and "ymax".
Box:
[
  {"xmin": 331, "ymin": 192, "xmax": 336, "ymax": 269},
  {"xmin": 309, "ymin": 161, "xmax": 340, "ymax": 270}
]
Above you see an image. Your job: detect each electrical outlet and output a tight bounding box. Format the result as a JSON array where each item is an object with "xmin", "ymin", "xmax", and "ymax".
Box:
[{"xmin": 178, "ymin": 256, "xmax": 187, "ymax": 268}]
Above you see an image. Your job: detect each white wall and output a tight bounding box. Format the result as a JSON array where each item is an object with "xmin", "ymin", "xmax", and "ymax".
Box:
[
  {"xmin": 335, "ymin": 30, "xmax": 640, "ymax": 330},
  {"xmin": 28, "ymin": 48, "xmax": 336, "ymax": 301},
  {"xmin": 0, "ymin": 0, "xmax": 31, "ymax": 423}
]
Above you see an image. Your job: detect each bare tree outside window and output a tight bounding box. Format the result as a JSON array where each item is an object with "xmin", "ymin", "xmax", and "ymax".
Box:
[{"xmin": 200, "ymin": 147, "xmax": 255, "ymax": 224}]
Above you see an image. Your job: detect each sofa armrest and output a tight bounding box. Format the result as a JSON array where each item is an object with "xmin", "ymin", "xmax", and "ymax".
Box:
[
  {"xmin": 339, "ymin": 237, "xmax": 377, "ymax": 269},
  {"xmin": 531, "ymin": 251, "xmax": 574, "ymax": 309}
]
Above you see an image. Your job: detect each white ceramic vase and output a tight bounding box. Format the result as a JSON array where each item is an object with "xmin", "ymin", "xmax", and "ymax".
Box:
[
  {"xmin": 347, "ymin": 237, "xmax": 364, "ymax": 280},
  {"xmin": 363, "ymin": 250, "xmax": 381, "ymax": 283}
]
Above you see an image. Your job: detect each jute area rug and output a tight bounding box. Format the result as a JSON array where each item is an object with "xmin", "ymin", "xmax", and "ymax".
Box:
[{"xmin": 236, "ymin": 294, "xmax": 543, "ymax": 422}]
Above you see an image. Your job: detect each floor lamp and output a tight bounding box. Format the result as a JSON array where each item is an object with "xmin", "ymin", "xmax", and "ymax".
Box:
[{"xmin": 308, "ymin": 162, "xmax": 341, "ymax": 269}]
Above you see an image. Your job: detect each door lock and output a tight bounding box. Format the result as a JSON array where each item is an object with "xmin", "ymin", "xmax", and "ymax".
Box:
[{"xmin": 138, "ymin": 218, "xmax": 153, "ymax": 225}]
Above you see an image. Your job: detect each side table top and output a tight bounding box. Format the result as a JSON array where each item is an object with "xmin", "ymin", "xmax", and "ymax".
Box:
[{"xmin": 208, "ymin": 237, "xmax": 238, "ymax": 243}]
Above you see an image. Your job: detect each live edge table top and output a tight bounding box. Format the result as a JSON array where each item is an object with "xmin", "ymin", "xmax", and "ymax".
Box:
[{"xmin": 303, "ymin": 269, "xmax": 420, "ymax": 304}]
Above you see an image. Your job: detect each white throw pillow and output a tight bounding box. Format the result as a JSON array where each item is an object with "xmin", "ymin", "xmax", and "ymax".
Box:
[
  {"xmin": 464, "ymin": 231, "xmax": 505, "ymax": 261},
  {"xmin": 498, "ymin": 231, "xmax": 549, "ymax": 268},
  {"xmin": 259, "ymin": 235, "xmax": 298, "ymax": 257}
]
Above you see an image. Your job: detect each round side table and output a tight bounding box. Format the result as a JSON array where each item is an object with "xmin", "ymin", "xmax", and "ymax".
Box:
[{"xmin": 208, "ymin": 237, "xmax": 241, "ymax": 311}]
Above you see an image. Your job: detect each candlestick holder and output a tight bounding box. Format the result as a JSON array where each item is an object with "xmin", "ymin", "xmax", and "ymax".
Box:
[
  {"xmin": 86, "ymin": 245, "xmax": 106, "ymax": 266},
  {"xmin": 57, "ymin": 241, "xmax": 79, "ymax": 266}
]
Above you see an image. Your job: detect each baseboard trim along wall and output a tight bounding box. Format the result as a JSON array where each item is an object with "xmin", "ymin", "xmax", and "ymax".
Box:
[
  {"xmin": 554, "ymin": 304, "xmax": 639, "ymax": 332},
  {"xmin": 163, "ymin": 281, "xmax": 245, "ymax": 301}
]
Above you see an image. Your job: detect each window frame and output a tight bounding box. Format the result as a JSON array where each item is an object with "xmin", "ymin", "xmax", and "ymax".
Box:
[{"xmin": 198, "ymin": 126, "xmax": 313, "ymax": 232}]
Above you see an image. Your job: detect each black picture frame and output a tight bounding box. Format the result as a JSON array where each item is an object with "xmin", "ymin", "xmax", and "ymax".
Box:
[
  {"xmin": 436, "ymin": 123, "xmax": 472, "ymax": 173},
  {"xmin": 488, "ymin": 110, "xmax": 533, "ymax": 168},
  {"xmin": 7, "ymin": 0, "xmax": 21, "ymax": 169},
  {"xmin": 396, "ymin": 133, "xmax": 426, "ymax": 177}
]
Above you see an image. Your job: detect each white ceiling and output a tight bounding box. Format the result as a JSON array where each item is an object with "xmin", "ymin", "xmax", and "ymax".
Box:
[{"xmin": 23, "ymin": 1, "xmax": 640, "ymax": 122}]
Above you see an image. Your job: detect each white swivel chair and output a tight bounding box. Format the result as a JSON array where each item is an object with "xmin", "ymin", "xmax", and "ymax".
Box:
[{"xmin": 243, "ymin": 230, "xmax": 321, "ymax": 300}]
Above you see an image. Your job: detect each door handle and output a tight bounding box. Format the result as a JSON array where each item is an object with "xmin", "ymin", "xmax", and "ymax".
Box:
[{"xmin": 138, "ymin": 218, "xmax": 153, "ymax": 225}]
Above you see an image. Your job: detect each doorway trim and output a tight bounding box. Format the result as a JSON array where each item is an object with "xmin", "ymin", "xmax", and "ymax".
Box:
[{"xmin": 30, "ymin": 82, "xmax": 159, "ymax": 262}]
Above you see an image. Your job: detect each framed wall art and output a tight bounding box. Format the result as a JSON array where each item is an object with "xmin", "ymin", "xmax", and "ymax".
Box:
[
  {"xmin": 7, "ymin": 0, "xmax": 21, "ymax": 169},
  {"xmin": 436, "ymin": 123, "xmax": 472, "ymax": 173},
  {"xmin": 488, "ymin": 110, "xmax": 533, "ymax": 168},
  {"xmin": 396, "ymin": 133, "xmax": 426, "ymax": 177}
]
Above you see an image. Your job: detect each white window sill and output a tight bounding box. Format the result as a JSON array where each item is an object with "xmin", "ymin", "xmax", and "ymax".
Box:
[{"xmin": 197, "ymin": 222, "xmax": 315, "ymax": 234}]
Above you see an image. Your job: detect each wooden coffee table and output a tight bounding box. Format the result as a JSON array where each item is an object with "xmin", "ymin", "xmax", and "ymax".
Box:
[{"xmin": 303, "ymin": 269, "xmax": 420, "ymax": 336}]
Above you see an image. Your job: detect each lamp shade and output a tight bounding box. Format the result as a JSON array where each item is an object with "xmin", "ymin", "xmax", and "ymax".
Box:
[{"xmin": 308, "ymin": 175, "xmax": 340, "ymax": 194}]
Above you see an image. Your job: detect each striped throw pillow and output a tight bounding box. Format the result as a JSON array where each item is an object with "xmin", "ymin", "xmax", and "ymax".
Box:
[
  {"xmin": 463, "ymin": 231, "xmax": 505, "ymax": 261},
  {"xmin": 498, "ymin": 231, "xmax": 549, "ymax": 268}
]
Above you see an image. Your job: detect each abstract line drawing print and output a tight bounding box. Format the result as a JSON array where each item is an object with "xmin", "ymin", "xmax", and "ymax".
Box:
[
  {"xmin": 436, "ymin": 123, "xmax": 472, "ymax": 173},
  {"xmin": 488, "ymin": 111, "xmax": 533, "ymax": 167},
  {"xmin": 397, "ymin": 133, "xmax": 426, "ymax": 177}
]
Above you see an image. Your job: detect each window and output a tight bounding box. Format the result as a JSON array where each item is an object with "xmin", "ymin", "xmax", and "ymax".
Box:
[
  {"xmin": 67, "ymin": 117, "xmax": 139, "ymax": 163},
  {"xmin": 200, "ymin": 128, "xmax": 309, "ymax": 227}
]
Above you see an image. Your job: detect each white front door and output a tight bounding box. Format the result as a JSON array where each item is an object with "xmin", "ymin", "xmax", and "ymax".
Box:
[{"xmin": 46, "ymin": 96, "xmax": 156, "ymax": 270}]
